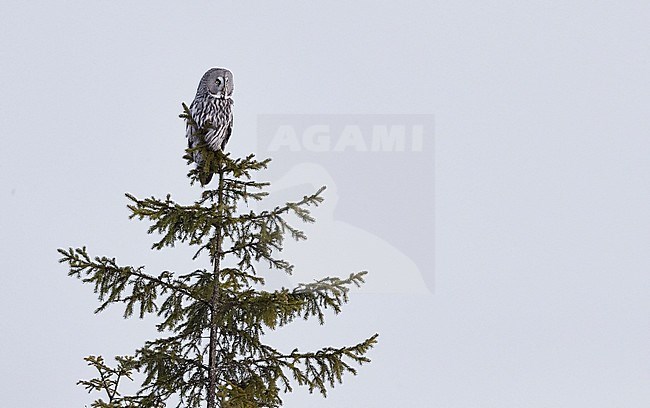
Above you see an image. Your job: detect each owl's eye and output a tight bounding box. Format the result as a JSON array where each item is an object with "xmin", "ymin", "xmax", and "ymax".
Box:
[{"xmin": 215, "ymin": 79, "xmax": 222, "ymax": 86}]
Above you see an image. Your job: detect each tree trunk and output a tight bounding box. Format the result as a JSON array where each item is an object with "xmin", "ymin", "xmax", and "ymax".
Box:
[{"xmin": 207, "ymin": 170, "xmax": 225, "ymax": 408}]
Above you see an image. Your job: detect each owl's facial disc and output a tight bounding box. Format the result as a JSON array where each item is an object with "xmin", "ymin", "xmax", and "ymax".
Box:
[{"xmin": 208, "ymin": 76, "xmax": 224, "ymax": 98}]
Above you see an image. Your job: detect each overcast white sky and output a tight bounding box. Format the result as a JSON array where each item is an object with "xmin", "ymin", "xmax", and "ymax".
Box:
[{"xmin": 1, "ymin": 1, "xmax": 649, "ymax": 406}]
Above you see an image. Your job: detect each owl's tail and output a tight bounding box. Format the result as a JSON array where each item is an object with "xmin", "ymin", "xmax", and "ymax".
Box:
[
  {"xmin": 192, "ymin": 150, "xmax": 213, "ymax": 186},
  {"xmin": 200, "ymin": 172, "xmax": 213, "ymax": 186}
]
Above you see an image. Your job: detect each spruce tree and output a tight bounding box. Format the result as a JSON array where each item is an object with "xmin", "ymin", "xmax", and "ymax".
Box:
[{"xmin": 58, "ymin": 105, "xmax": 378, "ymax": 408}]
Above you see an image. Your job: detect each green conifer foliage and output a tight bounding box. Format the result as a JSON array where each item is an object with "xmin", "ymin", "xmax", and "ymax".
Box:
[{"xmin": 58, "ymin": 105, "xmax": 378, "ymax": 408}]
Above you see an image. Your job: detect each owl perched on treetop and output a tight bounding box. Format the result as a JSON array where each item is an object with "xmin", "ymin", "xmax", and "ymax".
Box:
[{"xmin": 185, "ymin": 68, "xmax": 234, "ymax": 185}]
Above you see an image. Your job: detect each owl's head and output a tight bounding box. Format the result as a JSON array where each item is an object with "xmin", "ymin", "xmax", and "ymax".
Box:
[{"xmin": 198, "ymin": 68, "xmax": 234, "ymax": 99}]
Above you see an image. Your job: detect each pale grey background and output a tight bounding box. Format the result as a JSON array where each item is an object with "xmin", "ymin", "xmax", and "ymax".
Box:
[
  {"xmin": 1, "ymin": 1, "xmax": 649, "ymax": 406},
  {"xmin": 256, "ymin": 114, "xmax": 435, "ymax": 295}
]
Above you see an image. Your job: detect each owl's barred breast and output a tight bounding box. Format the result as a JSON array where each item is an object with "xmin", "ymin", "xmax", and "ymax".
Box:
[{"xmin": 187, "ymin": 97, "xmax": 234, "ymax": 152}]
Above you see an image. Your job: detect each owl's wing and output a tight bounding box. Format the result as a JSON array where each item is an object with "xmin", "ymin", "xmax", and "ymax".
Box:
[
  {"xmin": 219, "ymin": 117, "xmax": 233, "ymax": 150},
  {"xmin": 186, "ymin": 100, "xmax": 200, "ymax": 149},
  {"xmin": 186, "ymin": 123, "xmax": 195, "ymax": 150},
  {"xmin": 220, "ymin": 99, "xmax": 234, "ymax": 150}
]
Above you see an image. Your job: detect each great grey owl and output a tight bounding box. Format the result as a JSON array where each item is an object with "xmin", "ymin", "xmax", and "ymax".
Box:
[{"xmin": 185, "ymin": 67, "xmax": 234, "ymax": 185}]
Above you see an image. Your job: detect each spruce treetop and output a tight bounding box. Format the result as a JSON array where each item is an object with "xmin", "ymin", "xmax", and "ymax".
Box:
[{"xmin": 58, "ymin": 104, "xmax": 378, "ymax": 408}]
